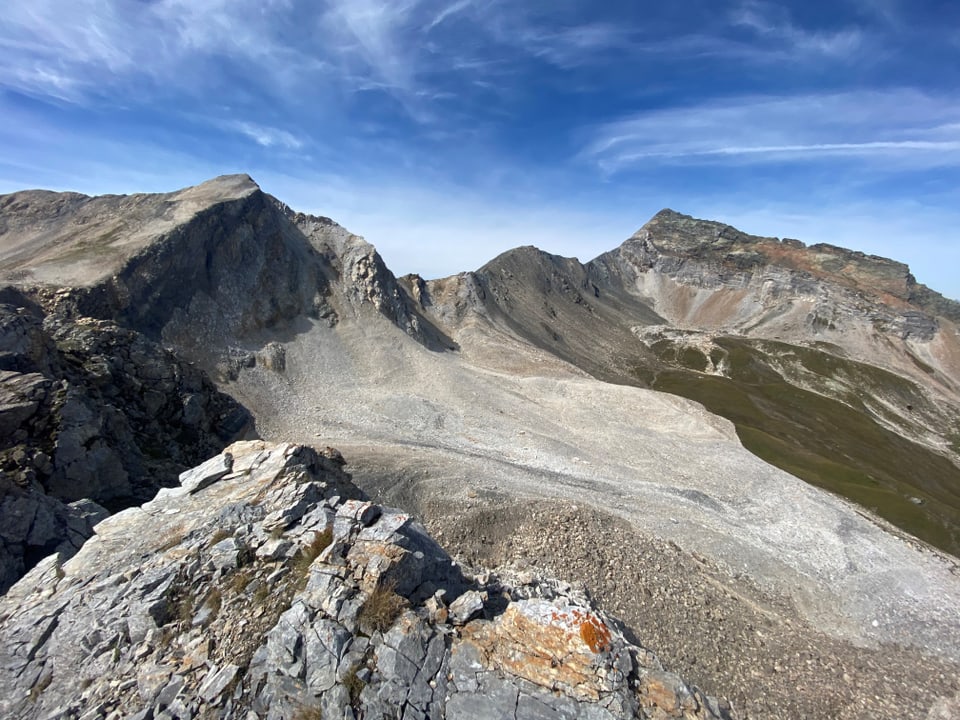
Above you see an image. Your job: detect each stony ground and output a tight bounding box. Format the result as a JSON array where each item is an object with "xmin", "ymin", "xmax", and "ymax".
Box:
[
  {"xmin": 358, "ymin": 477, "xmax": 960, "ymax": 720},
  {"xmin": 0, "ymin": 442, "xmax": 733, "ymax": 720},
  {"xmin": 225, "ymin": 311, "xmax": 960, "ymax": 720}
]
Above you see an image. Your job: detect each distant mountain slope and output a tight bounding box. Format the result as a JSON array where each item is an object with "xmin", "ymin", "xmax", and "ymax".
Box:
[
  {"xmin": 413, "ymin": 212, "xmax": 960, "ymax": 556},
  {"xmin": 3, "ymin": 178, "xmax": 960, "ymax": 718},
  {"xmin": 0, "ymin": 175, "xmax": 454, "ymax": 360}
]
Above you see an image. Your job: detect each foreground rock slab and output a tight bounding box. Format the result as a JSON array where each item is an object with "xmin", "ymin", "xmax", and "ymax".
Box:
[{"xmin": 0, "ymin": 441, "xmax": 733, "ymax": 719}]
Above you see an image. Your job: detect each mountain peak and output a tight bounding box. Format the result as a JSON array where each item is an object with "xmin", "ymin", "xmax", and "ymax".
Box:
[
  {"xmin": 184, "ymin": 173, "xmax": 260, "ymax": 200},
  {"xmin": 622, "ymin": 209, "xmax": 960, "ymax": 319},
  {"xmin": 0, "ymin": 175, "xmax": 263, "ymax": 289}
]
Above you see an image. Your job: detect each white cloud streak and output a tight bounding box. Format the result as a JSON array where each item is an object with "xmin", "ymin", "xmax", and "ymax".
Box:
[
  {"xmin": 0, "ymin": 0, "xmax": 319, "ymax": 100},
  {"xmin": 584, "ymin": 91, "xmax": 960, "ymax": 172},
  {"xmin": 425, "ymin": 0, "xmax": 473, "ymax": 32},
  {"xmin": 231, "ymin": 122, "xmax": 304, "ymax": 150},
  {"xmin": 731, "ymin": 1, "xmax": 864, "ymax": 57}
]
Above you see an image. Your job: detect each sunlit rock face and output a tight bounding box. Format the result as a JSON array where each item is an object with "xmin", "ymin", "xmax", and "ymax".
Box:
[{"xmin": 0, "ymin": 441, "xmax": 731, "ymax": 720}]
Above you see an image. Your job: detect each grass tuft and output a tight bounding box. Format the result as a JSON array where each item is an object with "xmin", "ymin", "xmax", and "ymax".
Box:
[
  {"xmin": 293, "ymin": 706, "xmax": 322, "ymax": 720},
  {"xmin": 289, "ymin": 527, "xmax": 333, "ymax": 590},
  {"xmin": 358, "ymin": 580, "xmax": 407, "ymax": 634},
  {"xmin": 342, "ymin": 663, "xmax": 366, "ymax": 706},
  {"xmin": 207, "ymin": 528, "xmax": 232, "ymax": 547}
]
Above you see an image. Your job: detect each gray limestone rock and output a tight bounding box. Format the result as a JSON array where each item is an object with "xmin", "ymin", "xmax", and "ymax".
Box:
[
  {"xmin": 0, "ymin": 442, "xmax": 731, "ymax": 720},
  {"xmin": 198, "ymin": 664, "xmax": 239, "ymax": 703},
  {"xmin": 179, "ymin": 452, "xmax": 233, "ymax": 494},
  {"xmin": 448, "ymin": 589, "xmax": 485, "ymax": 625},
  {"xmin": 0, "ymin": 297, "xmax": 251, "ymax": 592}
]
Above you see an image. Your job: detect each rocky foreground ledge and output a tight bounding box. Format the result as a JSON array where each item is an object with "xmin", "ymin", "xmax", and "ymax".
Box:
[{"xmin": 0, "ymin": 441, "xmax": 733, "ymax": 720}]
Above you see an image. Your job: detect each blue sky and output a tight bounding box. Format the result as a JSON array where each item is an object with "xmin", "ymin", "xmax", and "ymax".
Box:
[{"xmin": 2, "ymin": 1, "xmax": 959, "ymax": 299}]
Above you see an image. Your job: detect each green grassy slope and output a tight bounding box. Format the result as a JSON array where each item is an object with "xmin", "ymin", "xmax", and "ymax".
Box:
[{"xmin": 646, "ymin": 338, "xmax": 960, "ymax": 555}]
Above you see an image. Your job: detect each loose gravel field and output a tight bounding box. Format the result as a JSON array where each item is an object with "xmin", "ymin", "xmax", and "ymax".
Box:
[{"xmin": 230, "ymin": 313, "xmax": 960, "ymax": 719}]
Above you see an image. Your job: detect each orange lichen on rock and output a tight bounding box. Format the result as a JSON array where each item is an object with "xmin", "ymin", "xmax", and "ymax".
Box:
[
  {"xmin": 459, "ymin": 600, "xmax": 625, "ymax": 702},
  {"xmin": 578, "ymin": 613, "xmax": 612, "ymax": 653}
]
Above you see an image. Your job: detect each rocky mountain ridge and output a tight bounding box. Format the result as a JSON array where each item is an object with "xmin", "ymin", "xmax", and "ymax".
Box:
[
  {"xmin": 623, "ymin": 209, "xmax": 956, "ymax": 317},
  {"xmin": 0, "ymin": 175, "xmax": 452, "ymax": 365},
  {"xmin": 0, "ymin": 175, "xmax": 452, "ymax": 591},
  {"xmin": 0, "ymin": 441, "xmax": 733, "ymax": 720},
  {"xmin": 409, "ymin": 212, "xmax": 960, "ymax": 556},
  {"xmin": 2, "ymin": 176, "xmax": 960, "ymax": 718},
  {"xmin": 600, "ymin": 210, "xmax": 960, "ymax": 373}
]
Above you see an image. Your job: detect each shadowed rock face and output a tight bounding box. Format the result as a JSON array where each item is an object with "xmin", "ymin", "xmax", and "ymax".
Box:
[
  {"xmin": 0, "ymin": 441, "xmax": 732, "ymax": 720},
  {"xmin": 0, "ymin": 175, "xmax": 455, "ymax": 363},
  {"xmin": 0, "ymin": 288, "xmax": 250, "ymax": 592}
]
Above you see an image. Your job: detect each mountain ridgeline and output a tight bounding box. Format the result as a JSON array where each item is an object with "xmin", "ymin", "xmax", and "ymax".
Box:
[
  {"xmin": 2, "ymin": 176, "xmax": 960, "ymax": 719},
  {"xmin": 410, "ymin": 210, "xmax": 960, "ymax": 556},
  {"xmin": 2, "ymin": 175, "xmax": 960, "ymax": 560}
]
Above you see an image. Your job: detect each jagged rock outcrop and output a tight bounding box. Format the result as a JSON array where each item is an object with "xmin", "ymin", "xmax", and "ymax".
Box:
[
  {"xmin": 0, "ymin": 289, "xmax": 250, "ymax": 592},
  {"xmin": 0, "ymin": 441, "xmax": 733, "ymax": 720}
]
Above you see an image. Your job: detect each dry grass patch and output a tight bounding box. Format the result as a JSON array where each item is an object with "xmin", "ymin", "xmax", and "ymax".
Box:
[
  {"xmin": 342, "ymin": 662, "xmax": 366, "ymax": 706},
  {"xmin": 358, "ymin": 580, "xmax": 407, "ymax": 634},
  {"xmin": 207, "ymin": 528, "xmax": 232, "ymax": 547},
  {"xmin": 154, "ymin": 524, "xmax": 188, "ymax": 552},
  {"xmin": 289, "ymin": 527, "xmax": 333, "ymax": 589},
  {"xmin": 293, "ymin": 706, "xmax": 322, "ymax": 720}
]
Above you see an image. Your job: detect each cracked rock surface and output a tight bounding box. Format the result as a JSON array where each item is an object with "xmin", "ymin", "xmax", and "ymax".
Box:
[
  {"xmin": 0, "ymin": 441, "xmax": 732, "ymax": 720},
  {"xmin": 0, "ymin": 291, "xmax": 249, "ymax": 592}
]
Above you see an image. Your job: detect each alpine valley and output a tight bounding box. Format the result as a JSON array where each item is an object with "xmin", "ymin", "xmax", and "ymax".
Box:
[{"xmin": 1, "ymin": 175, "xmax": 958, "ymax": 720}]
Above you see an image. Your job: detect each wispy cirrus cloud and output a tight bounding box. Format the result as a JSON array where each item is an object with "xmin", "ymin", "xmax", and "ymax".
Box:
[
  {"xmin": 0, "ymin": 0, "xmax": 323, "ymax": 102},
  {"xmin": 517, "ymin": 22, "xmax": 638, "ymax": 69},
  {"xmin": 231, "ymin": 122, "xmax": 304, "ymax": 150},
  {"xmin": 731, "ymin": 1, "xmax": 865, "ymax": 57},
  {"xmin": 583, "ymin": 91, "xmax": 960, "ymax": 173},
  {"xmin": 425, "ymin": 0, "xmax": 473, "ymax": 32},
  {"xmin": 320, "ymin": 0, "xmax": 424, "ymax": 95}
]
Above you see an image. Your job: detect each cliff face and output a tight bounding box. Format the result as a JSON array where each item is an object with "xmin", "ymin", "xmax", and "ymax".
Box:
[
  {"xmin": 0, "ymin": 175, "xmax": 453, "ymax": 366},
  {"xmin": 0, "ymin": 288, "xmax": 249, "ymax": 593},
  {"xmin": 594, "ymin": 210, "xmax": 960, "ymax": 376},
  {"xmin": 0, "ymin": 441, "xmax": 732, "ymax": 720}
]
